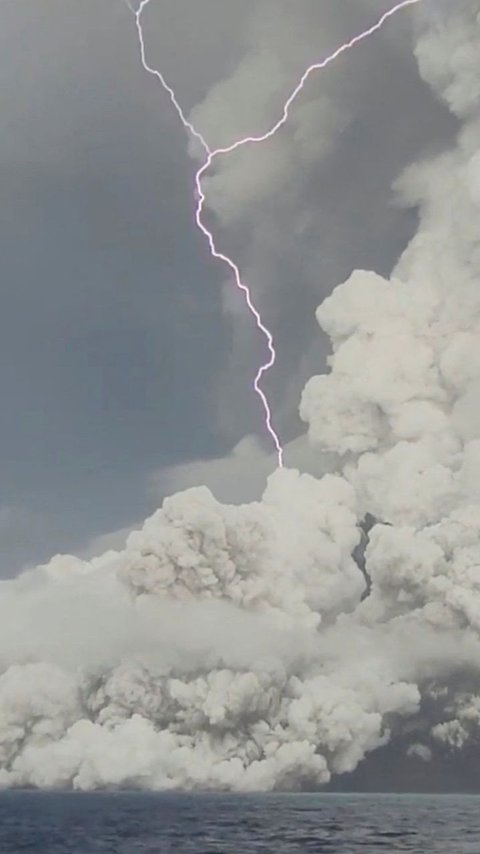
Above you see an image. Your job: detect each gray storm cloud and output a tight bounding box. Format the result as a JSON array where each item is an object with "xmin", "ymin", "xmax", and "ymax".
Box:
[
  {"xmin": 1, "ymin": 1, "xmax": 480, "ymax": 791},
  {"xmin": 183, "ymin": 0, "xmax": 455, "ymax": 443}
]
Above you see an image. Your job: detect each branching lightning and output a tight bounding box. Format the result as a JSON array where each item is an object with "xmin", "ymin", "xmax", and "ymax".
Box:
[{"xmin": 129, "ymin": 0, "xmax": 421, "ymax": 469}]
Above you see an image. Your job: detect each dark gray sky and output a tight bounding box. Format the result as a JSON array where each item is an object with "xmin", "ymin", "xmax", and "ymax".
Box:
[{"xmin": 0, "ymin": 0, "xmax": 456, "ymax": 574}]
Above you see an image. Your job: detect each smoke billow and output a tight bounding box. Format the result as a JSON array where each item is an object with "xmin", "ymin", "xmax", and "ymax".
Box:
[
  {"xmin": 183, "ymin": 0, "xmax": 454, "ymax": 445},
  {"xmin": 1, "ymin": 2, "xmax": 480, "ymax": 791}
]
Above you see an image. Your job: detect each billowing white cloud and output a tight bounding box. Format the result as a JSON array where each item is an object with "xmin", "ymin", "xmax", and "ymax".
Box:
[
  {"xmin": 184, "ymin": 0, "xmax": 451, "ymax": 442},
  {"xmin": 151, "ymin": 433, "xmax": 335, "ymax": 506},
  {"xmin": 1, "ymin": 1, "xmax": 480, "ymax": 792}
]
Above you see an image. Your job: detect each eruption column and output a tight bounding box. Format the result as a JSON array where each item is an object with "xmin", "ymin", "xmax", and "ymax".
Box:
[{"xmin": 130, "ymin": 0, "xmax": 421, "ymax": 469}]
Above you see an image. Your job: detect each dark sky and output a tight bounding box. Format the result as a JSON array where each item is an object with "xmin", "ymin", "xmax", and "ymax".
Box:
[{"xmin": 0, "ymin": 0, "xmax": 456, "ymax": 574}]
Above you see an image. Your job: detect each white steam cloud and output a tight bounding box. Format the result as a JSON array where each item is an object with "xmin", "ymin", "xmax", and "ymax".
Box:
[{"xmin": 1, "ymin": 1, "xmax": 480, "ymax": 791}]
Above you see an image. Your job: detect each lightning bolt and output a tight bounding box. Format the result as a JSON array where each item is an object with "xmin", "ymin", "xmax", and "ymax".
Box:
[{"xmin": 128, "ymin": 0, "xmax": 421, "ymax": 469}]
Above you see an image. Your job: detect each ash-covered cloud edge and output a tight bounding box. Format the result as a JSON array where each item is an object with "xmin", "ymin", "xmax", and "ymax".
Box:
[{"xmin": 2, "ymin": 1, "xmax": 480, "ymax": 792}]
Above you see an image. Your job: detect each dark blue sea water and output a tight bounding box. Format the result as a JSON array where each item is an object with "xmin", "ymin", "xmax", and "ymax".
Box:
[{"xmin": 0, "ymin": 791, "xmax": 479, "ymax": 853}]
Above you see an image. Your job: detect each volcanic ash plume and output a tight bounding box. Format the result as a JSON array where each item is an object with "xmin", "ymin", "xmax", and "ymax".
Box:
[{"xmin": 2, "ymin": 2, "xmax": 480, "ymax": 791}]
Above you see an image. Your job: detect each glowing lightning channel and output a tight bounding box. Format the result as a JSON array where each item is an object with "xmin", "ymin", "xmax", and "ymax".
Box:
[{"xmin": 130, "ymin": 0, "xmax": 421, "ymax": 469}]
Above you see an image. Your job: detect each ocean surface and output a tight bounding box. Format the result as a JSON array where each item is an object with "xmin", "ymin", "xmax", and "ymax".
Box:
[{"xmin": 0, "ymin": 791, "xmax": 479, "ymax": 853}]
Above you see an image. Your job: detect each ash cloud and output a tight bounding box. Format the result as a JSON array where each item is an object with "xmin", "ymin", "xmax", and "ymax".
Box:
[
  {"xmin": 184, "ymin": 0, "xmax": 457, "ymax": 444},
  {"xmin": 1, "ymin": 1, "xmax": 480, "ymax": 792}
]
